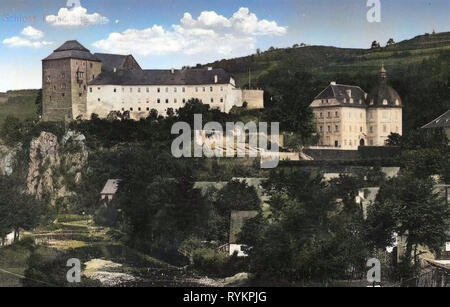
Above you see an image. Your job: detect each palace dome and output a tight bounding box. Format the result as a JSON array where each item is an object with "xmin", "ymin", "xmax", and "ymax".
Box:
[{"xmin": 367, "ymin": 65, "xmax": 402, "ymax": 108}]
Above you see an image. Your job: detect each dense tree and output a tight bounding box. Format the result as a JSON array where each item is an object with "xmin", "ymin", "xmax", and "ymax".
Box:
[
  {"xmin": 366, "ymin": 173, "xmax": 450, "ymax": 279},
  {"xmin": 0, "ymin": 176, "xmax": 48, "ymax": 242}
]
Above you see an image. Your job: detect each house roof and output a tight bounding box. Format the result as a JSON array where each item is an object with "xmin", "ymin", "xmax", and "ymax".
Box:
[
  {"xmin": 54, "ymin": 40, "xmax": 90, "ymax": 52},
  {"xmin": 89, "ymin": 68, "xmax": 232, "ymax": 86},
  {"xmin": 421, "ymin": 110, "xmax": 450, "ymax": 129},
  {"xmin": 43, "ymin": 40, "xmax": 101, "ymax": 62},
  {"xmin": 93, "ymin": 53, "xmax": 141, "ymax": 72},
  {"xmin": 101, "ymin": 179, "xmax": 120, "ymax": 195},
  {"xmin": 314, "ymin": 83, "xmax": 367, "ymax": 108}
]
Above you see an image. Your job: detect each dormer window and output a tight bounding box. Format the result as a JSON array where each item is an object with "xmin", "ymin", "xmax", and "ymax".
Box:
[
  {"xmin": 370, "ymin": 99, "xmax": 374, "ymax": 105},
  {"xmin": 395, "ymin": 99, "xmax": 399, "ymax": 106},
  {"xmin": 383, "ymin": 99, "xmax": 388, "ymax": 105}
]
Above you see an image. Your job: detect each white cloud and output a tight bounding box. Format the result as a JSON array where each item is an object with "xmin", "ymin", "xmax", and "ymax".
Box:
[
  {"xmin": 2, "ymin": 36, "xmax": 53, "ymax": 49},
  {"xmin": 3, "ymin": 27, "xmax": 53, "ymax": 49},
  {"xmin": 21, "ymin": 26, "xmax": 44, "ymax": 40},
  {"xmin": 92, "ymin": 7, "xmax": 287, "ymax": 61},
  {"xmin": 45, "ymin": 5, "xmax": 108, "ymax": 27}
]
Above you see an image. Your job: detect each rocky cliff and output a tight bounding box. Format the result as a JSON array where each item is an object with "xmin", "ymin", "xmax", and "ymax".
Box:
[{"xmin": 26, "ymin": 130, "xmax": 88, "ymax": 205}]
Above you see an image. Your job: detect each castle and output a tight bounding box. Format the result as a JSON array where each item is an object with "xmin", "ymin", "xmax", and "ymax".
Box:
[
  {"xmin": 309, "ymin": 65, "xmax": 403, "ymax": 149},
  {"xmin": 42, "ymin": 40, "xmax": 264, "ymax": 121}
]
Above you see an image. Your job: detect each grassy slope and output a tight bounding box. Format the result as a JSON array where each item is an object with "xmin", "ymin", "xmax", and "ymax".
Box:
[
  {"xmin": 0, "ymin": 90, "xmax": 39, "ymax": 127},
  {"xmin": 203, "ymin": 31, "xmax": 450, "ymax": 87}
]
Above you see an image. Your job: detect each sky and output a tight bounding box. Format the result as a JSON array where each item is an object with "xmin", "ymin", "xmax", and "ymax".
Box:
[{"xmin": 0, "ymin": 0, "xmax": 449, "ymax": 92}]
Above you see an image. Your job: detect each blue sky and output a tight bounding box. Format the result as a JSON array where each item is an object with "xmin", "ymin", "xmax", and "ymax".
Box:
[{"xmin": 0, "ymin": 0, "xmax": 449, "ymax": 91}]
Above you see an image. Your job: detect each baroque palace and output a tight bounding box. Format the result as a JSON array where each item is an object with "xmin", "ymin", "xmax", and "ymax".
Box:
[
  {"xmin": 42, "ymin": 40, "xmax": 263, "ymax": 121},
  {"xmin": 309, "ymin": 65, "xmax": 403, "ymax": 149}
]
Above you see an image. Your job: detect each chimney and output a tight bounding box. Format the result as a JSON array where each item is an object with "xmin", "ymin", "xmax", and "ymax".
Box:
[
  {"xmin": 214, "ymin": 75, "xmax": 218, "ymax": 84},
  {"xmin": 330, "ymin": 81, "xmax": 336, "ymax": 85}
]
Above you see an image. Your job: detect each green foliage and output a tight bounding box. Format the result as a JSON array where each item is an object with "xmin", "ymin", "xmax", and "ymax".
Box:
[
  {"xmin": 239, "ymin": 170, "xmax": 370, "ymax": 283},
  {"xmin": 366, "ymin": 173, "xmax": 450, "ymax": 269},
  {"xmin": 0, "ymin": 175, "xmax": 50, "ymax": 242},
  {"xmin": 192, "ymin": 248, "xmax": 247, "ymax": 278},
  {"xmin": 0, "ymin": 116, "xmax": 23, "ymax": 145}
]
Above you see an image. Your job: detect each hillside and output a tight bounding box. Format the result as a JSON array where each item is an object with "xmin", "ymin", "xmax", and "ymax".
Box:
[
  {"xmin": 0, "ymin": 90, "xmax": 39, "ymax": 127},
  {"xmin": 203, "ymin": 31, "xmax": 450, "ymax": 88}
]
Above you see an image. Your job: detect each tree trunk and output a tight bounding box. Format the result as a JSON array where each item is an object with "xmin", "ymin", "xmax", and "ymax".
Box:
[{"xmin": 13, "ymin": 228, "xmax": 20, "ymax": 242}]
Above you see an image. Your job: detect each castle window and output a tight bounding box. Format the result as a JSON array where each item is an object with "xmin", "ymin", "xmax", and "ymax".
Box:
[
  {"xmin": 383, "ymin": 125, "xmax": 387, "ymax": 132},
  {"xmin": 174, "ymin": 88, "xmax": 177, "ymax": 93},
  {"xmin": 138, "ymin": 107, "xmax": 141, "ymax": 111},
  {"xmin": 195, "ymin": 87, "xmax": 198, "ymax": 92},
  {"xmin": 122, "ymin": 108, "xmax": 124, "ymax": 111},
  {"xmin": 210, "ymin": 87, "xmax": 213, "ymax": 92},
  {"xmin": 61, "ymin": 73, "xmax": 65, "ymax": 79},
  {"xmin": 114, "ymin": 88, "xmax": 117, "ymax": 93},
  {"xmin": 92, "ymin": 75, "xmax": 95, "ymax": 80},
  {"xmin": 138, "ymin": 88, "xmax": 141, "ymax": 93},
  {"xmin": 90, "ymin": 88, "xmax": 92, "ymax": 93},
  {"xmin": 335, "ymin": 125, "xmax": 339, "ymax": 132},
  {"xmin": 319, "ymin": 112, "xmax": 323, "ymax": 118},
  {"xmin": 182, "ymin": 87, "xmax": 185, "ymax": 93},
  {"xmin": 203, "ymin": 87, "xmax": 206, "ymax": 92},
  {"xmin": 97, "ymin": 98, "xmax": 100, "ymax": 101},
  {"xmin": 146, "ymin": 88, "xmax": 149, "ymax": 93},
  {"xmin": 211, "ymin": 98, "xmax": 214, "ymax": 103},
  {"xmin": 130, "ymin": 88, "xmax": 133, "ymax": 93},
  {"xmin": 62, "ymin": 93, "xmax": 65, "ymax": 97},
  {"xmin": 220, "ymin": 98, "xmax": 224, "ymax": 103},
  {"xmin": 370, "ymin": 126, "xmax": 373, "ymax": 133},
  {"xmin": 327, "ymin": 112, "xmax": 331, "ymax": 118},
  {"xmin": 90, "ymin": 63, "xmax": 93, "ymax": 68},
  {"xmin": 157, "ymin": 99, "xmax": 161, "ymax": 104},
  {"xmin": 146, "ymin": 107, "xmax": 150, "ymax": 111},
  {"xmin": 130, "ymin": 108, "xmax": 133, "ymax": 111},
  {"xmin": 319, "ymin": 126, "xmax": 323, "ymax": 132},
  {"xmin": 183, "ymin": 99, "xmax": 186, "ymax": 103},
  {"xmin": 122, "ymin": 88, "xmax": 124, "ymax": 92},
  {"xmin": 165, "ymin": 88, "xmax": 168, "ymax": 93},
  {"xmin": 174, "ymin": 99, "xmax": 177, "ymax": 103},
  {"xmin": 146, "ymin": 100, "xmax": 149, "ymax": 104},
  {"xmin": 157, "ymin": 88, "xmax": 160, "ymax": 93},
  {"xmin": 165, "ymin": 99, "xmax": 169, "ymax": 104},
  {"xmin": 46, "ymin": 76, "xmax": 51, "ymax": 83},
  {"xmin": 335, "ymin": 112, "xmax": 339, "ymax": 118},
  {"xmin": 327, "ymin": 126, "xmax": 331, "ymax": 133},
  {"xmin": 360, "ymin": 127, "xmax": 363, "ymax": 132}
]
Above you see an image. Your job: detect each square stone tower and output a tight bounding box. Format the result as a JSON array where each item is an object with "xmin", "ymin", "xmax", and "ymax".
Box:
[{"xmin": 42, "ymin": 40, "xmax": 102, "ymax": 121}]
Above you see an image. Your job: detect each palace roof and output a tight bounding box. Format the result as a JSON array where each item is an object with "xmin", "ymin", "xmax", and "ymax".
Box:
[
  {"xmin": 88, "ymin": 68, "xmax": 233, "ymax": 86},
  {"xmin": 43, "ymin": 40, "xmax": 100, "ymax": 62}
]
